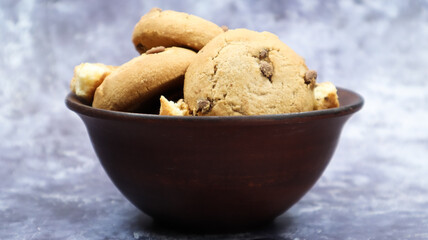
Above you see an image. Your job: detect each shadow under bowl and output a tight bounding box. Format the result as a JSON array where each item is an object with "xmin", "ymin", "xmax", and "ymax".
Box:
[{"xmin": 65, "ymin": 88, "xmax": 363, "ymax": 231}]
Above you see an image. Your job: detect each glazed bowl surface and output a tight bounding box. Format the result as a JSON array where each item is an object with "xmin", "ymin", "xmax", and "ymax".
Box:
[{"xmin": 65, "ymin": 87, "xmax": 363, "ymax": 230}]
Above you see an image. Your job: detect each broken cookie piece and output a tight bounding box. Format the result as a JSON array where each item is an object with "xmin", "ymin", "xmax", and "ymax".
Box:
[
  {"xmin": 159, "ymin": 96, "xmax": 190, "ymax": 116},
  {"xmin": 70, "ymin": 63, "xmax": 117, "ymax": 102},
  {"xmin": 314, "ymin": 82, "xmax": 340, "ymax": 110}
]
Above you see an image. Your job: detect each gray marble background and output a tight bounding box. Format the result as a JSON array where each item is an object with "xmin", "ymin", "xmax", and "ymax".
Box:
[{"xmin": 1, "ymin": 0, "xmax": 428, "ymax": 239}]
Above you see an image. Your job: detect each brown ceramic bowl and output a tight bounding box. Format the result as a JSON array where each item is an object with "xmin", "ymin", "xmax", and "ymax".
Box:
[{"xmin": 65, "ymin": 88, "xmax": 363, "ymax": 231}]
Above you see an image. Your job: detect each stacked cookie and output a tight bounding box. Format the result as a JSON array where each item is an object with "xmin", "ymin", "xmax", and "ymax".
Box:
[{"xmin": 70, "ymin": 8, "xmax": 339, "ymax": 116}]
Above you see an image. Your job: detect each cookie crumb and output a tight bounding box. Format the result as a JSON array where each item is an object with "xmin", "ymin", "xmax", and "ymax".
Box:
[
  {"xmin": 259, "ymin": 49, "xmax": 269, "ymax": 59},
  {"xmin": 146, "ymin": 46, "xmax": 166, "ymax": 54},
  {"xmin": 196, "ymin": 98, "xmax": 212, "ymax": 114},
  {"xmin": 221, "ymin": 25, "xmax": 229, "ymax": 32},
  {"xmin": 159, "ymin": 96, "xmax": 190, "ymax": 116},
  {"xmin": 260, "ymin": 60, "xmax": 273, "ymax": 79},
  {"xmin": 314, "ymin": 82, "xmax": 339, "ymax": 110},
  {"xmin": 304, "ymin": 70, "xmax": 317, "ymax": 87}
]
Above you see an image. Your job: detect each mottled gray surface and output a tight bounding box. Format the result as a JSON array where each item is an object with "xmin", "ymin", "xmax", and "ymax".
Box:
[{"xmin": 1, "ymin": 0, "xmax": 428, "ymax": 239}]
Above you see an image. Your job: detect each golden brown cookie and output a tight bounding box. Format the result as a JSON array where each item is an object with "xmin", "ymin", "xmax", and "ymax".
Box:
[
  {"xmin": 159, "ymin": 96, "xmax": 190, "ymax": 116},
  {"xmin": 93, "ymin": 47, "xmax": 196, "ymax": 111},
  {"xmin": 132, "ymin": 8, "xmax": 224, "ymax": 54},
  {"xmin": 314, "ymin": 82, "xmax": 340, "ymax": 110},
  {"xmin": 70, "ymin": 63, "xmax": 117, "ymax": 102},
  {"xmin": 183, "ymin": 28, "xmax": 316, "ymax": 116}
]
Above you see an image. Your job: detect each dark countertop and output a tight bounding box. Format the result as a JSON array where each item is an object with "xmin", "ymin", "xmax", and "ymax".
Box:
[{"xmin": 1, "ymin": 1, "xmax": 428, "ymax": 239}]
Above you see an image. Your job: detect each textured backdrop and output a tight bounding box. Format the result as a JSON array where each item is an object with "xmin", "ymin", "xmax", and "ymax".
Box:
[{"xmin": 1, "ymin": 0, "xmax": 428, "ymax": 239}]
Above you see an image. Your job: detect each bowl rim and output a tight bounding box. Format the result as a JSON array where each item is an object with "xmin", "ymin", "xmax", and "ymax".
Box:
[{"xmin": 65, "ymin": 87, "xmax": 364, "ymax": 122}]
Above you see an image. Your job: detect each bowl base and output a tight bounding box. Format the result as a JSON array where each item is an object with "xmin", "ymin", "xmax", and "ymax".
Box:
[{"xmin": 152, "ymin": 217, "xmax": 275, "ymax": 233}]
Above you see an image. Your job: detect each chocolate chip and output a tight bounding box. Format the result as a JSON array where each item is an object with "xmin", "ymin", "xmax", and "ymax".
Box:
[
  {"xmin": 196, "ymin": 99, "xmax": 212, "ymax": 114},
  {"xmin": 260, "ymin": 60, "xmax": 273, "ymax": 79},
  {"xmin": 221, "ymin": 25, "xmax": 229, "ymax": 32},
  {"xmin": 146, "ymin": 46, "xmax": 166, "ymax": 54},
  {"xmin": 136, "ymin": 44, "xmax": 147, "ymax": 54},
  {"xmin": 259, "ymin": 49, "xmax": 269, "ymax": 59},
  {"xmin": 304, "ymin": 70, "xmax": 317, "ymax": 87}
]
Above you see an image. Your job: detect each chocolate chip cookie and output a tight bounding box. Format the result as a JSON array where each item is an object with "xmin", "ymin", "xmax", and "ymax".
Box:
[
  {"xmin": 93, "ymin": 47, "xmax": 196, "ymax": 111},
  {"xmin": 183, "ymin": 28, "xmax": 317, "ymax": 116},
  {"xmin": 132, "ymin": 8, "xmax": 224, "ymax": 54}
]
